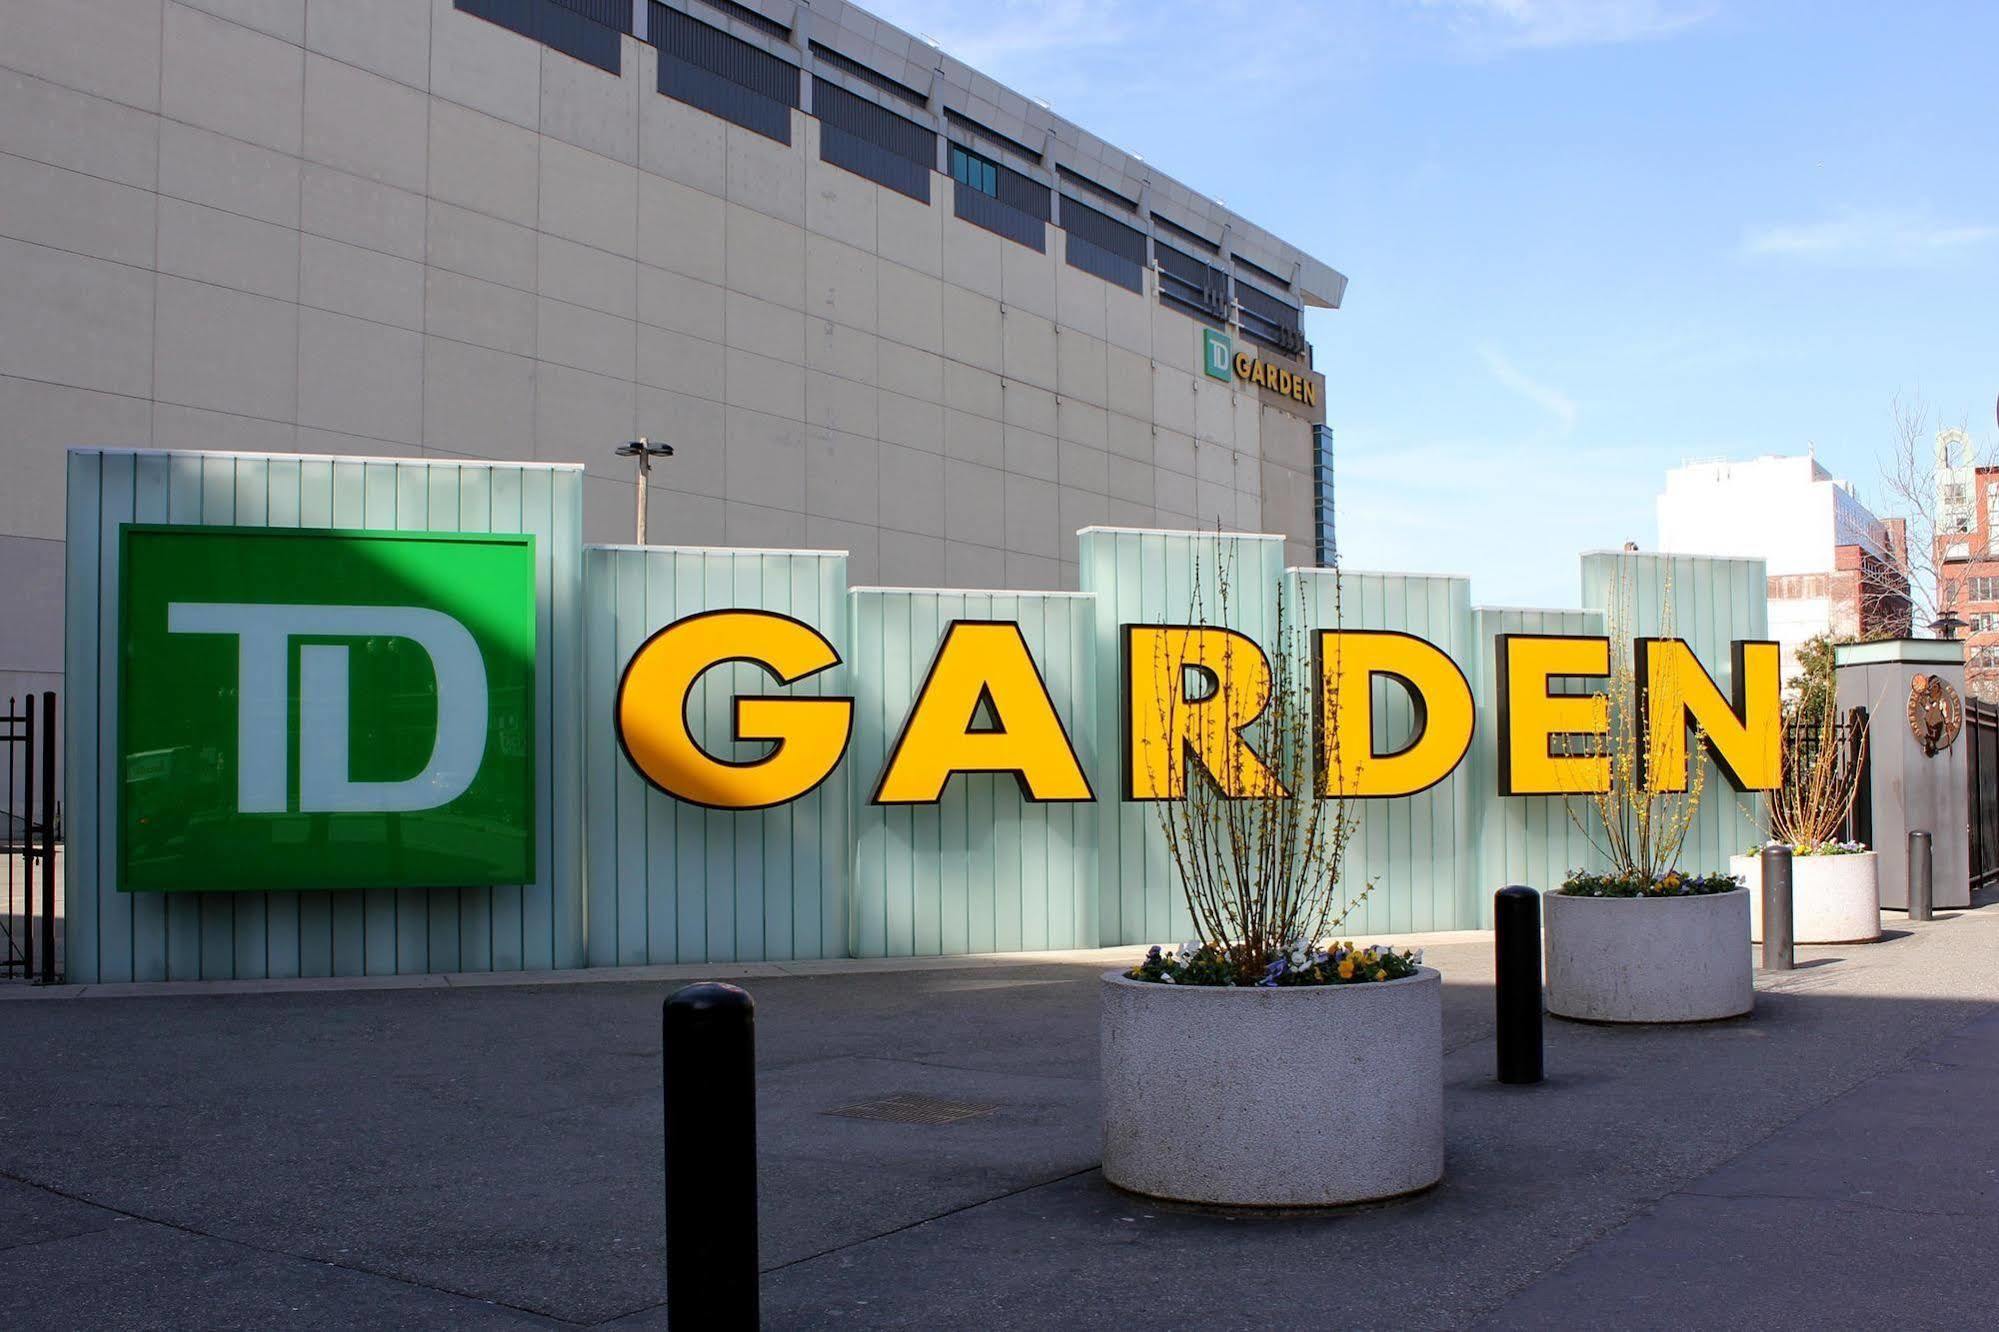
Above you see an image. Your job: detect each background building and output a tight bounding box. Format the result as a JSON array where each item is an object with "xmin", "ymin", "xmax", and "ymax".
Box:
[
  {"xmin": 0, "ymin": 0, "xmax": 1344, "ymax": 704},
  {"xmin": 1656, "ymin": 454, "xmax": 1910, "ymax": 678},
  {"xmin": 1932, "ymin": 429, "xmax": 1999, "ymax": 700}
]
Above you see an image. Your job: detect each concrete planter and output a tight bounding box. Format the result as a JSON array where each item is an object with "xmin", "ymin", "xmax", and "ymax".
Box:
[
  {"xmin": 1099, "ymin": 967, "xmax": 1443, "ymax": 1207},
  {"xmin": 1545, "ymin": 888, "xmax": 1753, "ymax": 1023},
  {"xmin": 1731, "ymin": 851, "xmax": 1882, "ymax": 945}
]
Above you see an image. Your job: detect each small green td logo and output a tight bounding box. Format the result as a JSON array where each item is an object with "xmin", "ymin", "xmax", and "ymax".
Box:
[{"xmin": 1202, "ymin": 328, "xmax": 1234, "ymax": 382}]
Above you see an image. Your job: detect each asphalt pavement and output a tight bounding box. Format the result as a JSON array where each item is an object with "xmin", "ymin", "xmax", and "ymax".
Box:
[{"xmin": 1, "ymin": 897, "xmax": 1995, "ymax": 1329}]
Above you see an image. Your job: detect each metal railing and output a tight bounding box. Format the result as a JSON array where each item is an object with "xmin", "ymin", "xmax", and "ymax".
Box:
[
  {"xmin": 2, "ymin": 692, "xmax": 58, "ymax": 983},
  {"xmin": 1778, "ymin": 706, "xmax": 1872, "ymax": 846},
  {"xmin": 1969, "ymin": 699, "xmax": 1999, "ymax": 888}
]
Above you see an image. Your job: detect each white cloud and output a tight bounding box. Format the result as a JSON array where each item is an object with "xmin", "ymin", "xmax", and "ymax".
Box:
[
  {"xmin": 1740, "ymin": 208, "xmax": 1999, "ymax": 264},
  {"xmin": 1478, "ymin": 345, "xmax": 1578, "ymax": 432},
  {"xmin": 1418, "ymin": 0, "xmax": 1714, "ymax": 52}
]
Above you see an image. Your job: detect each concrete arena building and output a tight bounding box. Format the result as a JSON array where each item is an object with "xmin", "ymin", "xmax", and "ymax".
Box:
[{"xmin": 0, "ymin": 0, "xmax": 1346, "ymax": 702}]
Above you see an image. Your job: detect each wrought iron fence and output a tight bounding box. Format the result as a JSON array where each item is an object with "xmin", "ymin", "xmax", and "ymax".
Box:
[
  {"xmin": 2, "ymin": 692, "xmax": 58, "ymax": 983},
  {"xmin": 1969, "ymin": 699, "xmax": 1999, "ymax": 889},
  {"xmin": 1779, "ymin": 705, "xmax": 1871, "ymax": 848}
]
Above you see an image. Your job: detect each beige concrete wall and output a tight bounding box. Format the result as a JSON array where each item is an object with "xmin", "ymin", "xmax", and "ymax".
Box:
[{"xmin": 0, "ymin": 0, "xmax": 1310, "ymax": 685}]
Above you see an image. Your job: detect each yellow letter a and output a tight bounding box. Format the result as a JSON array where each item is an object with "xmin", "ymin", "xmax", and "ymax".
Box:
[{"xmin": 873, "ymin": 621, "xmax": 1094, "ymax": 804}]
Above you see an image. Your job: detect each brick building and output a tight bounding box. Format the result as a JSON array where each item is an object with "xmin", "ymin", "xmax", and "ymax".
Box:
[{"xmin": 1935, "ymin": 453, "xmax": 1999, "ymax": 701}]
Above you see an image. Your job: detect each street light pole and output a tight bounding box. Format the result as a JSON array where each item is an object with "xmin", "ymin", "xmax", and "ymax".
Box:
[{"xmin": 616, "ymin": 437, "xmax": 675, "ymax": 545}]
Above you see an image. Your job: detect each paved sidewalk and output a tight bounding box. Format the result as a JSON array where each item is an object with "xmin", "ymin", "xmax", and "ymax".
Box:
[{"xmin": 0, "ymin": 904, "xmax": 1994, "ymax": 1328}]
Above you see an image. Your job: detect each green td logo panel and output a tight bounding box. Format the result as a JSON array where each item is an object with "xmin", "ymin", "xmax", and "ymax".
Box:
[{"xmin": 118, "ymin": 526, "xmax": 537, "ymax": 892}]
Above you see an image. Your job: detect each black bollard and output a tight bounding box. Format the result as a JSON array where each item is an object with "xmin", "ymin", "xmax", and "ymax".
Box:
[
  {"xmin": 1908, "ymin": 831, "xmax": 1933, "ymax": 922},
  {"xmin": 663, "ymin": 982, "xmax": 759, "ymax": 1331},
  {"xmin": 1760, "ymin": 842, "xmax": 1793, "ymax": 971},
  {"xmin": 1494, "ymin": 885, "xmax": 1543, "ymax": 1085}
]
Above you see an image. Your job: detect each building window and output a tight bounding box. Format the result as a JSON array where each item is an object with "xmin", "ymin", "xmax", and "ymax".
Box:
[
  {"xmin": 813, "ymin": 78, "xmax": 935, "ymax": 202},
  {"xmin": 1970, "ymin": 576, "xmax": 1999, "ymax": 602},
  {"xmin": 457, "ymin": 0, "xmax": 627, "ymax": 75},
  {"xmin": 652, "ymin": 4, "xmax": 799, "ymax": 144},
  {"xmin": 1313, "ymin": 424, "xmax": 1337, "ymax": 567},
  {"xmin": 943, "ymin": 109, "xmax": 1044, "ymax": 168},
  {"xmin": 950, "ymin": 144, "xmax": 998, "ymax": 197},
  {"xmin": 949, "ymin": 143, "xmax": 1048, "ymax": 251}
]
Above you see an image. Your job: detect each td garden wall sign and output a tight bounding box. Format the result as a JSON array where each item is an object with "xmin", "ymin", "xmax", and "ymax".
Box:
[
  {"xmin": 614, "ymin": 611, "xmax": 1782, "ymax": 813},
  {"xmin": 75, "ymin": 453, "xmax": 1780, "ymax": 969}
]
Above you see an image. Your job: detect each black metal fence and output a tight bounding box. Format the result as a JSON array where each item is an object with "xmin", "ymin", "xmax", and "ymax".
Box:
[
  {"xmin": 2, "ymin": 692, "xmax": 58, "ymax": 983},
  {"xmin": 1969, "ymin": 699, "xmax": 1999, "ymax": 889},
  {"xmin": 1780, "ymin": 705, "xmax": 1871, "ymax": 848}
]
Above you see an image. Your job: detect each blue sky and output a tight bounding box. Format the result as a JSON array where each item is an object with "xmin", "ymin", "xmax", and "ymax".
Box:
[{"xmin": 865, "ymin": 0, "xmax": 1999, "ymax": 608}]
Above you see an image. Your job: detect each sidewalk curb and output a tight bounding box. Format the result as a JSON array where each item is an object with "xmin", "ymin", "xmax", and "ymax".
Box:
[{"xmin": 0, "ymin": 930, "xmax": 1496, "ymax": 1001}]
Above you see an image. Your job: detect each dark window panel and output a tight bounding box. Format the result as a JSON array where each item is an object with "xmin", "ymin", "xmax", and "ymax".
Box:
[
  {"xmin": 654, "ymin": 5, "xmax": 799, "ymax": 102},
  {"xmin": 954, "ymin": 180, "xmax": 1045, "ymax": 251},
  {"xmin": 457, "ymin": 0, "xmax": 623, "ymax": 74},
  {"xmin": 1061, "ymin": 196, "xmax": 1146, "ymax": 263},
  {"xmin": 1065, "ymin": 234, "xmax": 1143, "ymax": 295},
  {"xmin": 549, "ymin": 0, "xmax": 631, "ymax": 29},
  {"xmin": 813, "ymin": 77, "xmax": 935, "ymax": 202},
  {"xmin": 652, "ymin": 4, "xmax": 799, "ymax": 143},
  {"xmin": 994, "ymin": 162, "xmax": 1050, "ymax": 221},
  {"xmin": 1237, "ymin": 279, "xmax": 1307, "ymax": 356},
  {"xmin": 822, "ymin": 124, "xmax": 929, "ymax": 200},
  {"xmin": 1157, "ymin": 240, "xmax": 1229, "ymax": 325}
]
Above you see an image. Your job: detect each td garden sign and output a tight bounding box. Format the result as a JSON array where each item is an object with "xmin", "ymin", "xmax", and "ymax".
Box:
[
  {"xmin": 65, "ymin": 450, "xmax": 1775, "ymax": 983},
  {"xmin": 616, "ymin": 612, "xmax": 1779, "ymax": 811}
]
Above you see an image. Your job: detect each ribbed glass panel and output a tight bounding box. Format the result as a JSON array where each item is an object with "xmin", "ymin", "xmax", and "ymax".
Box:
[
  {"xmin": 1060, "ymin": 196, "xmax": 1145, "ymax": 262},
  {"xmin": 549, "ymin": 0, "xmax": 631, "ymax": 30},
  {"xmin": 458, "ymin": 0, "xmax": 622, "ymax": 74},
  {"xmin": 653, "ymin": 4, "xmax": 799, "ymax": 143},
  {"xmin": 1065, "ymin": 233, "xmax": 1143, "ymax": 295},
  {"xmin": 954, "ymin": 180, "xmax": 1045, "ymax": 250},
  {"xmin": 1312, "ymin": 424, "xmax": 1337, "ymax": 567},
  {"xmin": 995, "ymin": 163, "xmax": 1050, "ymax": 221},
  {"xmin": 1237, "ymin": 280, "xmax": 1306, "ymax": 355},
  {"xmin": 821, "ymin": 125, "xmax": 930, "ymax": 200},
  {"xmin": 1157, "ymin": 243, "xmax": 1228, "ymax": 325},
  {"xmin": 814, "ymin": 78, "xmax": 936, "ymax": 202},
  {"xmin": 1059, "ymin": 195, "xmax": 1145, "ymax": 293}
]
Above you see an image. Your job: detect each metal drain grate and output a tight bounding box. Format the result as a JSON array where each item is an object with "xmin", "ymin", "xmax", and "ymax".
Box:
[{"xmin": 822, "ymin": 1092, "xmax": 999, "ymax": 1125}]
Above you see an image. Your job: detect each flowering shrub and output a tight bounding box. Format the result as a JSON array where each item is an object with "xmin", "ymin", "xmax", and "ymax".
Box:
[
  {"xmin": 1740, "ymin": 840, "xmax": 1869, "ymax": 857},
  {"xmin": 1559, "ymin": 868, "xmax": 1741, "ymax": 898},
  {"xmin": 1126, "ymin": 939, "xmax": 1422, "ymax": 987}
]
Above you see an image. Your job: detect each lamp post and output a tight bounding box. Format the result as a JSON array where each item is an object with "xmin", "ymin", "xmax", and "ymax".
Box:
[
  {"xmin": 1930, "ymin": 608, "xmax": 1966, "ymax": 640},
  {"xmin": 616, "ymin": 438, "xmax": 675, "ymax": 545}
]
